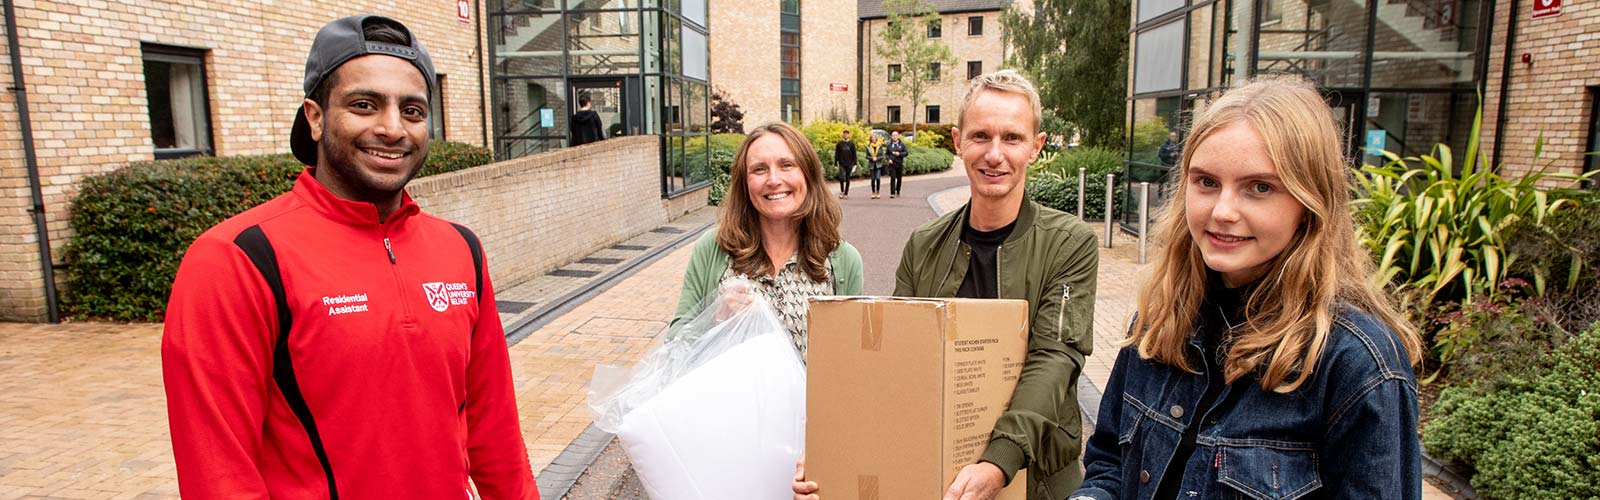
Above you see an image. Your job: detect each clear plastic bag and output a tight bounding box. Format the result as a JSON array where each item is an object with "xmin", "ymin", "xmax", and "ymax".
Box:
[{"xmin": 586, "ymin": 277, "xmax": 806, "ymax": 500}]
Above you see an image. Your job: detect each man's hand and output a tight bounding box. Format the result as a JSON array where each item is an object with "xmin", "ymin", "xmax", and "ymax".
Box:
[
  {"xmin": 943, "ymin": 462, "xmax": 1006, "ymax": 500},
  {"xmin": 793, "ymin": 456, "xmax": 819, "ymax": 500}
]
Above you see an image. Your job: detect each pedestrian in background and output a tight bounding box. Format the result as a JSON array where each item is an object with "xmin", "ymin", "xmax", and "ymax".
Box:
[
  {"xmin": 834, "ymin": 129, "xmax": 857, "ymax": 199},
  {"xmin": 569, "ymin": 92, "xmax": 604, "ymax": 147},
  {"xmin": 161, "ymin": 15, "xmax": 538, "ymax": 500},
  {"xmin": 866, "ymin": 134, "xmax": 886, "ymax": 199},
  {"xmin": 886, "ymin": 130, "xmax": 908, "ymax": 198},
  {"xmin": 1070, "ymin": 76, "xmax": 1423, "ymax": 500},
  {"xmin": 1158, "ymin": 130, "xmax": 1182, "ymax": 167},
  {"xmin": 671, "ymin": 122, "xmax": 864, "ymax": 361}
]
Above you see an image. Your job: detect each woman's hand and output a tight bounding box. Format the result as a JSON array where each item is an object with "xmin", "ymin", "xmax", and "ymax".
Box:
[
  {"xmin": 714, "ymin": 279, "xmax": 755, "ymax": 322},
  {"xmin": 793, "ymin": 456, "xmax": 819, "ymax": 500}
]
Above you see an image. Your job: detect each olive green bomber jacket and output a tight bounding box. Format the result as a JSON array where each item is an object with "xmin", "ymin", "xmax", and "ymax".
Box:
[{"xmin": 894, "ymin": 199, "xmax": 1099, "ymax": 500}]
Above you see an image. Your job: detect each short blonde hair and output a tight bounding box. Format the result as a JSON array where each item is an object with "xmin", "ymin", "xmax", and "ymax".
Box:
[{"xmin": 958, "ymin": 69, "xmax": 1043, "ymax": 133}]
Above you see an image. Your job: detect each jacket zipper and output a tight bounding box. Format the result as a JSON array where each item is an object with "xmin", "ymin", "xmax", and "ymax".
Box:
[
  {"xmin": 1057, "ymin": 284, "xmax": 1071, "ymax": 343},
  {"xmin": 383, "ymin": 228, "xmax": 414, "ymax": 319}
]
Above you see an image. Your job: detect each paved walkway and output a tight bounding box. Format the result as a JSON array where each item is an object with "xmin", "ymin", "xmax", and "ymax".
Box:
[{"xmin": 0, "ymin": 168, "xmax": 1452, "ymax": 499}]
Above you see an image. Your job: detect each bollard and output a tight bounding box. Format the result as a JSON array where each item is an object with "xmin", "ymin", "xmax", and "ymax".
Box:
[
  {"xmin": 1139, "ymin": 182, "xmax": 1150, "ymax": 264},
  {"xmin": 1076, "ymin": 167, "xmax": 1086, "ymax": 219},
  {"xmin": 1104, "ymin": 173, "xmax": 1115, "ymax": 248}
]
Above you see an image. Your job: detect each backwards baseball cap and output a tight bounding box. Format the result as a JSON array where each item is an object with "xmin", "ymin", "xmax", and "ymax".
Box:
[{"xmin": 290, "ymin": 14, "xmax": 436, "ymax": 167}]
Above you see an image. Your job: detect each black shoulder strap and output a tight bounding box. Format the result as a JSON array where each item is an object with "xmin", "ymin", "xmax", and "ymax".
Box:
[
  {"xmin": 233, "ymin": 225, "xmax": 339, "ymax": 500},
  {"xmin": 450, "ymin": 223, "xmax": 484, "ymax": 306}
]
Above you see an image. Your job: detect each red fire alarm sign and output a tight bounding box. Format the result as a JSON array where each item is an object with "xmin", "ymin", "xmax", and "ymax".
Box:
[
  {"xmin": 1532, "ymin": 0, "xmax": 1561, "ymax": 19},
  {"xmin": 457, "ymin": 0, "xmax": 472, "ymax": 24}
]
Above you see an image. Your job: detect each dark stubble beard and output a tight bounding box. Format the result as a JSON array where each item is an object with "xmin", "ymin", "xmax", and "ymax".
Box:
[{"xmin": 317, "ymin": 131, "xmax": 428, "ymax": 205}]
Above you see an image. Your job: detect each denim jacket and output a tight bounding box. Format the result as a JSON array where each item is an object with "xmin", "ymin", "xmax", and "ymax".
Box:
[{"xmin": 1072, "ymin": 306, "xmax": 1421, "ymax": 500}]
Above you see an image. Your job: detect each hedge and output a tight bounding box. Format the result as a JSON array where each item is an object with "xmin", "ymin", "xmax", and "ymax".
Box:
[
  {"xmin": 1423, "ymin": 322, "xmax": 1600, "ymax": 500},
  {"xmin": 1026, "ymin": 146, "xmax": 1127, "ymax": 220},
  {"xmin": 62, "ymin": 141, "xmax": 495, "ymax": 321}
]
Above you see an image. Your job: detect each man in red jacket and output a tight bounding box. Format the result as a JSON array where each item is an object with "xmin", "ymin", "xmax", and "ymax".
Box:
[{"xmin": 161, "ymin": 15, "xmax": 539, "ymax": 500}]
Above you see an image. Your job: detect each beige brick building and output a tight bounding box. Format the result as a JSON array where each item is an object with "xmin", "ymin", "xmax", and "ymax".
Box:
[
  {"xmin": 858, "ymin": 0, "xmax": 1020, "ymax": 126},
  {"xmin": 0, "ymin": 1, "xmax": 493, "ymax": 322},
  {"xmin": 708, "ymin": 0, "xmax": 858, "ymax": 127}
]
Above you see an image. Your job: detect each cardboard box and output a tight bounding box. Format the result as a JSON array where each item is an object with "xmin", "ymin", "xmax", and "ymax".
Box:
[{"xmin": 805, "ymin": 297, "xmax": 1030, "ymax": 500}]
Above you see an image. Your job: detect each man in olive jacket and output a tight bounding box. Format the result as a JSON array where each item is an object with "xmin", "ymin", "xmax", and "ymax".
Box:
[{"xmin": 901, "ymin": 70, "xmax": 1098, "ymax": 500}]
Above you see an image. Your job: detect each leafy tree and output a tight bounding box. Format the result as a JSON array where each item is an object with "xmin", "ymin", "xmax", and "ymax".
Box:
[
  {"xmin": 1001, "ymin": 0, "xmax": 1130, "ymax": 147},
  {"xmin": 710, "ymin": 87, "xmax": 745, "ymax": 134},
  {"xmin": 877, "ymin": 0, "xmax": 955, "ymax": 135}
]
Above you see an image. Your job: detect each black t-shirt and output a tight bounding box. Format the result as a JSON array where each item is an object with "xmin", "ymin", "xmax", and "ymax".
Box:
[
  {"xmin": 955, "ymin": 215, "xmax": 1016, "ymax": 299},
  {"xmin": 1152, "ymin": 277, "xmax": 1250, "ymax": 500}
]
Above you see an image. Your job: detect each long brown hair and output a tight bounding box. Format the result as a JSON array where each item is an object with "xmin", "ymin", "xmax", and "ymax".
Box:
[
  {"xmin": 1128, "ymin": 75, "xmax": 1421, "ymax": 392},
  {"xmin": 717, "ymin": 122, "xmax": 842, "ymax": 282}
]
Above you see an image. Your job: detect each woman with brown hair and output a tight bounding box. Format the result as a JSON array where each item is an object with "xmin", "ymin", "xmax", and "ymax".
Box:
[
  {"xmin": 1071, "ymin": 76, "xmax": 1424, "ymax": 500},
  {"xmin": 671, "ymin": 122, "xmax": 864, "ymax": 360}
]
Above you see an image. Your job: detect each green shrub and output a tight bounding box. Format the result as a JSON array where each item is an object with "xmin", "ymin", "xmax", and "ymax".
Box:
[
  {"xmin": 1026, "ymin": 146, "xmax": 1125, "ymax": 220},
  {"xmin": 706, "ymin": 169, "xmax": 731, "ymax": 206},
  {"xmin": 902, "ymin": 146, "xmax": 954, "ymax": 175},
  {"xmin": 1431, "ymin": 281, "xmax": 1568, "ymax": 387},
  {"xmin": 1423, "ymin": 323, "xmax": 1600, "ymax": 500},
  {"xmin": 62, "ymin": 141, "xmax": 495, "ymax": 321}
]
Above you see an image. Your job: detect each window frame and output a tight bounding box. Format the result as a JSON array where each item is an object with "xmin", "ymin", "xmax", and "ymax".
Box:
[
  {"xmin": 967, "ymin": 60, "xmax": 982, "ymax": 80},
  {"xmin": 888, "ymin": 63, "xmax": 902, "ymax": 82},
  {"xmin": 927, "ymin": 104, "xmax": 941, "ymax": 124},
  {"xmin": 968, "ymin": 16, "xmax": 983, "ymax": 36},
  {"xmin": 927, "ymin": 18, "xmax": 942, "ymax": 38},
  {"xmin": 142, "ymin": 43, "xmax": 214, "ymax": 159},
  {"xmin": 430, "ymin": 74, "xmax": 448, "ymax": 140},
  {"xmin": 1586, "ymin": 86, "xmax": 1600, "ymax": 186},
  {"xmin": 887, "ymin": 105, "xmax": 902, "ymax": 123},
  {"xmin": 928, "ymin": 62, "xmax": 941, "ymax": 81}
]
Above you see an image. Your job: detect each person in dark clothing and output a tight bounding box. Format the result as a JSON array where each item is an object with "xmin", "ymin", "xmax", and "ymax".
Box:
[
  {"xmin": 569, "ymin": 93, "xmax": 604, "ymax": 147},
  {"xmin": 886, "ymin": 131, "xmax": 909, "ymax": 198},
  {"xmin": 834, "ymin": 130, "xmax": 858, "ymax": 199},
  {"xmin": 1157, "ymin": 131, "xmax": 1182, "ymax": 167}
]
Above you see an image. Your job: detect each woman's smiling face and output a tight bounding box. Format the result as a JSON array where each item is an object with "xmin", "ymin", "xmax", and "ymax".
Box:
[{"xmin": 1184, "ymin": 122, "xmax": 1308, "ymax": 287}]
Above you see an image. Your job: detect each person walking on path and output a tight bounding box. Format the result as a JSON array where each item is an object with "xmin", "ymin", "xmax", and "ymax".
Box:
[
  {"xmin": 865, "ymin": 134, "xmax": 885, "ymax": 199},
  {"xmin": 161, "ymin": 15, "xmax": 539, "ymax": 500},
  {"xmin": 886, "ymin": 130, "xmax": 909, "ymax": 198},
  {"xmin": 570, "ymin": 92, "xmax": 605, "ymax": 146},
  {"xmin": 795, "ymin": 70, "xmax": 1099, "ymax": 500},
  {"xmin": 1070, "ymin": 76, "xmax": 1423, "ymax": 500},
  {"xmin": 834, "ymin": 130, "xmax": 857, "ymax": 199},
  {"xmin": 671, "ymin": 122, "xmax": 864, "ymax": 361}
]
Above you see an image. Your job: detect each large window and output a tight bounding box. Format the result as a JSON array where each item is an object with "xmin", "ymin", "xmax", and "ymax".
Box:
[
  {"xmin": 1133, "ymin": 21, "xmax": 1183, "ymax": 94},
  {"xmin": 142, "ymin": 44, "xmax": 212, "ymax": 159},
  {"xmin": 430, "ymin": 75, "xmax": 447, "ymax": 140},
  {"xmin": 1588, "ymin": 88, "xmax": 1600, "ymax": 180},
  {"xmin": 782, "ymin": 0, "xmax": 801, "ymax": 122}
]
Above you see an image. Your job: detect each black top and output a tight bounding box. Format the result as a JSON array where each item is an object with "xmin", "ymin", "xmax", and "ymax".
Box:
[
  {"xmin": 569, "ymin": 109, "xmax": 604, "ymax": 146},
  {"xmin": 1152, "ymin": 276, "xmax": 1250, "ymax": 500},
  {"xmin": 955, "ymin": 214, "xmax": 1016, "ymax": 300},
  {"xmin": 835, "ymin": 139, "xmax": 858, "ymax": 167}
]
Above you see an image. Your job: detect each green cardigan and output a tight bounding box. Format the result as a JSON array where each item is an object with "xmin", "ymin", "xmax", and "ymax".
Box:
[{"xmin": 671, "ymin": 229, "xmax": 864, "ymax": 330}]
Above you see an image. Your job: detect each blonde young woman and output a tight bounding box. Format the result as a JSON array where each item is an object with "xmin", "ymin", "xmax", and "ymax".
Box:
[
  {"xmin": 1070, "ymin": 77, "xmax": 1424, "ymax": 500},
  {"xmin": 671, "ymin": 122, "xmax": 864, "ymax": 360}
]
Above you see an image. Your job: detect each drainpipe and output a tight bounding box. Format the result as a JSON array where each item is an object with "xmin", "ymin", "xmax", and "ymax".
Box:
[
  {"xmin": 856, "ymin": 19, "xmax": 863, "ymax": 120},
  {"xmin": 5, "ymin": 0, "xmax": 60, "ymax": 322},
  {"xmin": 476, "ymin": 0, "xmax": 489, "ymax": 149},
  {"xmin": 1491, "ymin": 0, "xmax": 1518, "ymax": 170}
]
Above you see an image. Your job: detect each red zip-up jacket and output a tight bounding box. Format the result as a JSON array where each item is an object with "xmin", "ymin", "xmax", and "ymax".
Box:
[{"xmin": 162, "ymin": 169, "xmax": 538, "ymax": 500}]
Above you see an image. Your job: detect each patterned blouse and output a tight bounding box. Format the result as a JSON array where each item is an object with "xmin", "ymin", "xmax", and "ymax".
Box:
[{"xmin": 721, "ymin": 253, "xmax": 834, "ymax": 361}]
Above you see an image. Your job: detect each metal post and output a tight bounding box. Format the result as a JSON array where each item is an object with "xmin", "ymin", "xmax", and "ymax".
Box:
[
  {"xmin": 1104, "ymin": 173, "xmax": 1115, "ymax": 248},
  {"xmin": 1076, "ymin": 167, "xmax": 1086, "ymax": 219},
  {"xmin": 1138, "ymin": 182, "xmax": 1150, "ymax": 264}
]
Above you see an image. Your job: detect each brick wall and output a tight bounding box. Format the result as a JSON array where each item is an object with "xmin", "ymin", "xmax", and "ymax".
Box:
[
  {"xmin": 862, "ymin": 9, "xmax": 1010, "ymax": 126},
  {"xmin": 708, "ymin": 0, "xmax": 858, "ymax": 127},
  {"xmin": 1482, "ymin": 0, "xmax": 1600, "ymax": 178}
]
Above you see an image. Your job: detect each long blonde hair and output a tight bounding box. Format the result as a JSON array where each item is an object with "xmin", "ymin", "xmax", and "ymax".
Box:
[
  {"xmin": 1128, "ymin": 75, "xmax": 1421, "ymax": 392},
  {"xmin": 718, "ymin": 122, "xmax": 842, "ymax": 282}
]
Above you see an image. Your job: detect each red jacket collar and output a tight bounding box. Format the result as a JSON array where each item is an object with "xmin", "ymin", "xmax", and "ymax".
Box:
[{"xmin": 292, "ymin": 168, "xmax": 419, "ymax": 227}]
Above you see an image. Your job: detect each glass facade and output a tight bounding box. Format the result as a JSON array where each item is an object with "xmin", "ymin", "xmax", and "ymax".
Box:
[
  {"xmin": 490, "ymin": 0, "xmax": 711, "ymax": 197},
  {"xmin": 781, "ymin": 0, "xmax": 802, "ymax": 123},
  {"xmin": 1124, "ymin": 0, "xmax": 1492, "ymax": 230}
]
